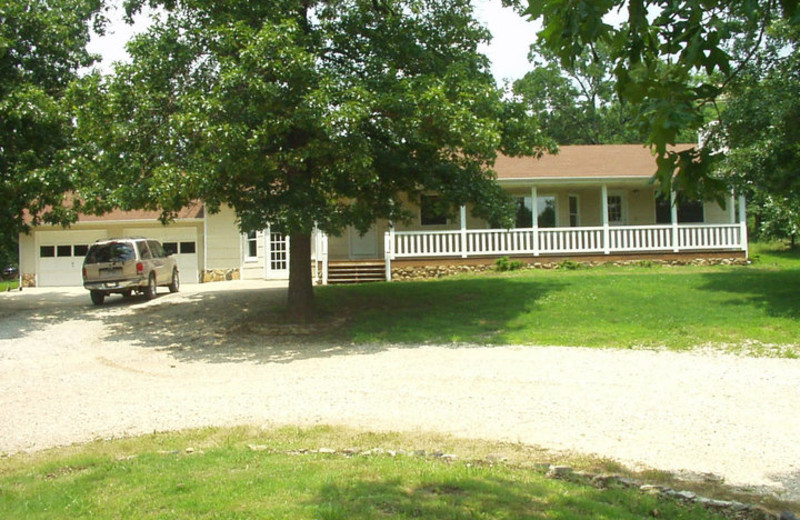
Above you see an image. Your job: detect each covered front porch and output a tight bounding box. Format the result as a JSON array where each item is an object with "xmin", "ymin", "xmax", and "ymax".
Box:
[{"xmin": 313, "ymin": 185, "xmax": 748, "ymax": 283}]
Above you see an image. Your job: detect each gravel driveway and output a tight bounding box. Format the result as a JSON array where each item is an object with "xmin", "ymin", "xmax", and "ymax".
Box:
[{"xmin": 1, "ymin": 281, "xmax": 798, "ymax": 502}]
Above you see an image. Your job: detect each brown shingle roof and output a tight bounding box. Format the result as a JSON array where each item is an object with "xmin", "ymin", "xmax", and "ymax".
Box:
[
  {"xmin": 76, "ymin": 203, "xmax": 205, "ymax": 222},
  {"xmin": 494, "ymin": 144, "xmax": 695, "ymax": 180}
]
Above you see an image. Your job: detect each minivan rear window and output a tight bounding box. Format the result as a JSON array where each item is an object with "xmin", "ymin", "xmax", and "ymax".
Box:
[{"xmin": 84, "ymin": 243, "xmax": 136, "ymax": 264}]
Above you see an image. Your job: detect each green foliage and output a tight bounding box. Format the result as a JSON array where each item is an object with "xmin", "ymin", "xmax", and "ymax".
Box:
[
  {"xmin": 71, "ymin": 0, "xmax": 551, "ymax": 234},
  {"xmin": 513, "ymin": 40, "xmax": 645, "ymax": 145},
  {"xmin": 557, "ymin": 259, "xmax": 586, "ymax": 270},
  {"xmin": 495, "ymin": 256, "xmax": 525, "ymax": 271},
  {"xmin": 713, "ymin": 20, "xmax": 800, "ymax": 242},
  {"xmin": 0, "ymin": 0, "xmax": 104, "ymax": 255},
  {"xmin": 518, "ymin": 0, "xmax": 800, "ymax": 201}
]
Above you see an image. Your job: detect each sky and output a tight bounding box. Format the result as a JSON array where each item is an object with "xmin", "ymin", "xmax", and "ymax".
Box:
[{"xmin": 86, "ymin": 0, "xmax": 539, "ymax": 86}]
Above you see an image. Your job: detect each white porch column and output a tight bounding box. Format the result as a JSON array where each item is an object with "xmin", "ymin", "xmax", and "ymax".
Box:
[
  {"xmin": 670, "ymin": 189, "xmax": 680, "ymax": 252},
  {"xmin": 384, "ymin": 226, "xmax": 394, "ymax": 281},
  {"xmin": 601, "ymin": 184, "xmax": 610, "ymax": 254},
  {"xmin": 728, "ymin": 192, "xmax": 737, "ymax": 224},
  {"xmin": 321, "ymin": 233, "xmax": 329, "ymax": 285},
  {"xmin": 531, "ymin": 186, "xmax": 539, "ymax": 256},
  {"xmin": 460, "ymin": 205, "xmax": 468, "ymax": 258},
  {"xmin": 738, "ymin": 194, "xmax": 749, "ymax": 257}
]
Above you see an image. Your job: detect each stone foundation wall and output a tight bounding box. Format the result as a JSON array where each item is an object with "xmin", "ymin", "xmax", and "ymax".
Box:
[
  {"xmin": 21, "ymin": 273, "xmax": 36, "ymax": 288},
  {"xmin": 392, "ymin": 257, "xmax": 749, "ymax": 281},
  {"xmin": 201, "ymin": 268, "xmax": 241, "ymax": 283}
]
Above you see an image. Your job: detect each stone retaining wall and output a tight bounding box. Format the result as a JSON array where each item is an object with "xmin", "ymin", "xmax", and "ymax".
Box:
[{"xmin": 392, "ymin": 257, "xmax": 749, "ymax": 281}]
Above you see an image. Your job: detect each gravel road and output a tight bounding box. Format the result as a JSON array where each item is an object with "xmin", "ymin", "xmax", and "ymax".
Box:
[{"xmin": 1, "ymin": 281, "xmax": 798, "ymax": 502}]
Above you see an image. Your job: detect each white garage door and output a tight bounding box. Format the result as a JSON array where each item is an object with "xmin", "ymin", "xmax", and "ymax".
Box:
[
  {"xmin": 123, "ymin": 227, "xmax": 200, "ymax": 283},
  {"xmin": 37, "ymin": 230, "xmax": 108, "ymax": 286}
]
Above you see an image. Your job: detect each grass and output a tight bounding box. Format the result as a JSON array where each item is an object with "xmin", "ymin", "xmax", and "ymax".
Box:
[
  {"xmin": 0, "ymin": 426, "xmax": 769, "ymax": 520},
  {"xmin": 315, "ymin": 242, "xmax": 800, "ymax": 356},
  {"xmin": 1, "ymin": 279, "xmax": 19, "ymax": 292}
]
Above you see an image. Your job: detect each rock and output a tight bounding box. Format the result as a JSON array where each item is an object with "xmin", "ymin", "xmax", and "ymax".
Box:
[
  {"xmin": 546, "ymin": 465, "xmax": 574, "ymax": 478},
  {"xmin": 781, "ymin": 513, "xmax": 800, "ymax": 520}
]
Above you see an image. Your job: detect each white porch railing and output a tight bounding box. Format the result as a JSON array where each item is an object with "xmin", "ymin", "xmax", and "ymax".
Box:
[{"xmin": 387, "ymin": 223, "xmax": 746, "ymax": 260}]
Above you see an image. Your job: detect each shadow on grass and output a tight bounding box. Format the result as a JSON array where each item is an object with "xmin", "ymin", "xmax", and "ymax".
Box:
[
  {"xmin": 91, "ymin": 277, "xmax": 564, "ymax": 364},
  {"xmin": 311, "ymin": 475, "xmax": 708, "ymax": 520},
  {"xmin": 697, "ymin": 267, "xmax": 800, "ymax": 320}
]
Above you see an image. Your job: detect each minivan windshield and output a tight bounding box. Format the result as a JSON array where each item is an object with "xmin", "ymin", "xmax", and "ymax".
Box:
[{"xmin": 84, "ymin": 243, "xmax": 136, "ymax": 264}]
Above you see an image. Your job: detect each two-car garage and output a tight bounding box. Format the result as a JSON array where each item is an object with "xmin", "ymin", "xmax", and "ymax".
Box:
[
  {"xmin": 22, "ymin": 207, "xmax": 206, "ymax": 287},
  {"xmin": 31, "ymin": 227, "xmax": 201, "ymax": 287}
]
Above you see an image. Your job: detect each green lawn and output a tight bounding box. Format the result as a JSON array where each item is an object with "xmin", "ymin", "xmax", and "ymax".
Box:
[
  {"xmin": 317, "ymin": 242, "xmax": 800, "ymax": 356},
  {"xmin": 0, "ymin": 427, "xmax": 741, "ymax": 520}
]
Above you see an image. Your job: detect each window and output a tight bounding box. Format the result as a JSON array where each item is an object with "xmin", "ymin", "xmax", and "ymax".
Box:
[
  {"xmin": 40, "ymin": 246, "xmax": 55, "ymax": 258},
  {"xmin": 137, "ymin": 241, "xmax": 152, "ymax": 260},
  {"xmin": 537, "ymin": 195, "xmax": 556, "ymax": 228},
  {"xmin": 180, "ymin": 241, "xmax": 196, "ymax": 254},
  {"xmin": 74, "ymin": 244, "xmax": 89, "ymax": 256},
  {"xmin": 245, "ymin": 231, "xmax": 258, "ymax": 260},
  {"xmin": 148, "ymin": 240, "xmax": 166, "ymax": 258},
  {"xmin": 568, "ymin": 195, "xmax": 580, "ymax": 227},
  {"xmin": 607, "ymin": 195, "xmax": 623, "ymax": 224},
  {"xmin": 57, "ymin": 245, "xmax": 72, "ymax": 257},
  {"xmin": 163, "ymin": 242, "xmax": 179, "ymax": 255},
  {"xmin": 420, "ymin": 195, "xmax": 448, "ymax": 226},
  {"xmin": 656, "ymin": 196, "xmax": 705, "ymax": 224},
  {"xmin": 515, "ymin": 197, "xmax": 533, "ymax": 228}
]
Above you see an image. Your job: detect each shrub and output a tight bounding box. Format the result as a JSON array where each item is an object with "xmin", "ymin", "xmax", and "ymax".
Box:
[
  {"xmin": 558, "ymin": 259, "xmax": 586, "ymax": 270},
  {"xmin": 495, "ymin": 256, "xmax": 525, "ymax": 272}
]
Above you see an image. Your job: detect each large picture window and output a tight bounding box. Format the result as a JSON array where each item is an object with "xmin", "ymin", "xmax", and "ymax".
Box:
[
  {"xmin": 537, "ymin": 195, "xmax": 556, "ymax": 228},
  {"xmin": 420, "ymin": 195, "xmax": 448, "ymax": 226},
  {"xmin": 656, "ymin": 196, "xmax": 705, "ymax": 224}
]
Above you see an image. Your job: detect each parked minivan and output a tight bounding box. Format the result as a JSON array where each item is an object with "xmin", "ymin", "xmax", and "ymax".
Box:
[{"xmin": 82, "ymin": 237, "xmax": 179, "ymax": 305}]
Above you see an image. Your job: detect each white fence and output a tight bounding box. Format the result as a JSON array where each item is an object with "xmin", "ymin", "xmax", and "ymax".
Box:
[{"xmin": 387, "ymin": 223, "xmax": 746, "ymax": 259}]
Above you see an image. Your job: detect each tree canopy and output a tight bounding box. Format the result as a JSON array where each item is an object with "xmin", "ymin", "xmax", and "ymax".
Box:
[
  {"xmin": 515, "ymin": 0, "xmax": 800, "ymax": 203},
  {"xmin": 0, "ymin": 0, "xmax": 104, "ymax": 264},
  {"xmin": 71, "ymin": 0, "xmax": 551, "ymax": 318}
]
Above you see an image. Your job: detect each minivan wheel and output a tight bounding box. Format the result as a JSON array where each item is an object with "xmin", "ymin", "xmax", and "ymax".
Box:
[
  {"xmin": 168, "ymin": 269, "xmax": 180, "ymax": 293},
  {"xmin": 145, "ymin": 273, "xmax": 157, "ymax": 300},
  {"xmin": 90, "ymin": 290, "xmax": 105, "ymax": 306}
]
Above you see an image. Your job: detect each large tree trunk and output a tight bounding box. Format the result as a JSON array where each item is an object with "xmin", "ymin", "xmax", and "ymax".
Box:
[{"xmin": 287, "ymin": 232, "xmax": 314, "ymax": 322}]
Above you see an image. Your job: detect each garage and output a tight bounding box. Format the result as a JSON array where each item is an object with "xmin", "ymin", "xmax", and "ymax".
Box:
[
  {"xmin": 123, "ymin": 227, "xmax": 200, "ymax": 284},
  {"xmin": 36, "ymin": 230, "xmax": 109, "ymax": 286}
]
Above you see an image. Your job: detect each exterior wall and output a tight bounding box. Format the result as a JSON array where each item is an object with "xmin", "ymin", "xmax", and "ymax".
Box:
[
  {"xmin": 205, "ymin": 205, "xmax": 241, "ymax": 270},
  {"xmin": 627, "ymin": 188, "xmax": 658, "ymax": 225},
  {"xmin": 18, "ymin": 232, "xmax": 35, "ymax": 274},
  {"xmin": 704, "ymin": 200, "xmax": 734, "ymax": 224}
]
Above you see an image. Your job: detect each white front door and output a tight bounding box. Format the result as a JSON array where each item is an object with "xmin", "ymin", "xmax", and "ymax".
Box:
[
  {"xmin": 264, "ymin": 231, "xmax": 290, "ymax": 279},
  {"xmin": 349, "ymin": 226, "xmax": 379, "ymax": 259}
]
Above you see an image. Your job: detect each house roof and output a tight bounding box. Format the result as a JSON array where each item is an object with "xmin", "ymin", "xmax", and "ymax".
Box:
[
  {"xmin": 494, "ymin": 144, "xmax": 696, "ymax": 181},
  {"xmin": 75, "ymin": 203, "xmax": 205, "ymax": 222}
]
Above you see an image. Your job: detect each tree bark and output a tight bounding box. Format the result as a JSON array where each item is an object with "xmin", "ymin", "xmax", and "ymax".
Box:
[{"xmin": 287, "ymin": 232, "xmax": 314, "ymax": 322}]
